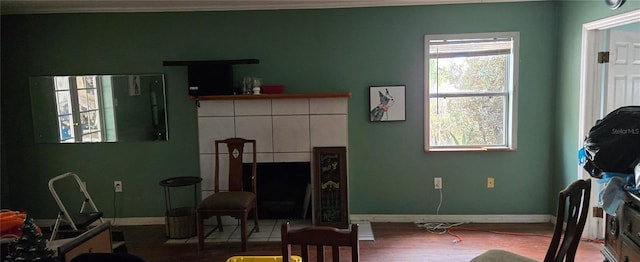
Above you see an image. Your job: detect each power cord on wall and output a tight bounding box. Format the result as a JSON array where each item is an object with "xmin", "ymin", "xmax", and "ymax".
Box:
[
  {"xmin": 436, "ymin": 187, "xmax": 442, "ymax": 214},
  {"xmin": 112, "ymin": 189, "xmax": 118, "ymax": 226},
  {"xmin": 416, "ymin": 188, "xmax": 466, "ymax": 243},
  {"xmin": 417, "ymin": 188, "xmax": 604, "ymax": 245},
  {"xmin": 449, "ymin": 226, "xmax": 604, "ymax": 244}
]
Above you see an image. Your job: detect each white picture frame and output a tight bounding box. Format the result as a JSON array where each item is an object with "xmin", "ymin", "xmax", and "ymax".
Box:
[{"xmin": 369, "ymin": 85, "xmax": 405, "ymax": 122}]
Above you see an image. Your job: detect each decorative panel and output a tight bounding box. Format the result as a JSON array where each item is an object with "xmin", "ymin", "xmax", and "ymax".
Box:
[
  {"xmin": 632, "ymin": 76, "xmax": 640, "ymax": 105},
  {"xmin": 313, "ymin": 146, "xmax": 348, "ymax": 228}
]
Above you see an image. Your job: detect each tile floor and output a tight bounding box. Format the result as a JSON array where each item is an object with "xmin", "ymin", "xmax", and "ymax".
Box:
[{"xmin": 165, "ymin": 219, "xmax": 374, "ymax": 244}]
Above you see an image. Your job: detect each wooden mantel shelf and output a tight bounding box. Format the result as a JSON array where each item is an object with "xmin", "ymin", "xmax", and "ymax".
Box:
[{"xmin": 191, "ymin": 92, "xmax": 352, "ymax": 100}]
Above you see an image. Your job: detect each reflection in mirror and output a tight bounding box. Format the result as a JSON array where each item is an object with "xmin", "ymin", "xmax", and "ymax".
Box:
[{"xmin": 30, "ymin": 74, "xmax": 168, "ymax": 143}]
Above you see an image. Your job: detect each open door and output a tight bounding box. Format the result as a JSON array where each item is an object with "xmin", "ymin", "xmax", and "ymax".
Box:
[
  {"xmin": 579, "ymin": 10, "xmax": 640, "ymax": 240},
  {"xmin": 604, "ymin": 29, "xmax": 640, "ymax": 112}
]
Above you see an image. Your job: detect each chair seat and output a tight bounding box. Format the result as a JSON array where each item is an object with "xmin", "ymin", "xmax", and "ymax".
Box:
[
  {"xmin": 470, "ymin": 249, "xmax": 537, "ymax": 262},
  {"xmin": 198, "ymin": 138, "xmax": 259, "ymax": 252},
  {"xmin": 198, "ymin": 192, "xmax": 256, "ymax": 210}
]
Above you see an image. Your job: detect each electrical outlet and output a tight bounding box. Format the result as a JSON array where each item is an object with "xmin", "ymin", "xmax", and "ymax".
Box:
[
  {"xmin": 114, "ymin": 181, "xmax": 123, "ymax": 192},
  {"xmin": 434, "ymin": 177, "xmax": 442, "ymax": 189},
  {"xmin": 487, "ymin": 177, "xmax": 495, "ymax": 188}
]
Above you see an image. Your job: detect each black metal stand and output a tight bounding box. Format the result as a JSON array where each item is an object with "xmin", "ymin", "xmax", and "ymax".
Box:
[{"xmin": 159, "ymin": 176, "xmax": 202, "ymax": 239}]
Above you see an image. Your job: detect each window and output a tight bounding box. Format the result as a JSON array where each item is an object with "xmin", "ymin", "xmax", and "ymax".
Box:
[
  {"xmin": 424, "ymin": 32, "xmax": 518, "ymax": 151},
  {"xmin": 54, "ymin": 76, "xmax": 105, "ymax": 143}
]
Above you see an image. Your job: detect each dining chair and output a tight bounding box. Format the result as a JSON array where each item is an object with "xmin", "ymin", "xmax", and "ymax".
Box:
[
  {"xmin": 196, "ymin": 138, "xmax": 259, "ymax": 251},
  {"xmin": 470, "ymin": 179, "xmax": 591, "ymax": 262},
  {"xmin": 281, "ymin": 221, "xmax": 359, "ymax": 262}
]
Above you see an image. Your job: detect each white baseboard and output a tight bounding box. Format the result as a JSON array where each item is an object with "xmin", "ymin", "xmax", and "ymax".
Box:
[
  {"xmin": 36, "ymin": 214, "xmax": 554, "ymax": 227},
  {"xmin": 350, "ymin": 214, "xmax": 553, "ymax": 224},
  {"xmin": 35, "ymin": 217, "xmax": 166, "ymax": 227},
  {"xmin": 37, "ymin": 216, "xmax": 259, "ymax": 227}
]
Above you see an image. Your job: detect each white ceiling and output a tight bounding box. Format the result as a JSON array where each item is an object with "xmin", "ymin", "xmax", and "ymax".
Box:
[{"xmin": 0, "ymin": 0, "xmax": 543, "ymax": 15}]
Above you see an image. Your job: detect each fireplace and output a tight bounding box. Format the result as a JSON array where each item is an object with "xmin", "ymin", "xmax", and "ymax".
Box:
[
  {"xmin": 196, "ymin": 97, "xmax": 348, "ymax": 220},
  {"xmin": 243, "ymin": 162, "xmax": 311, "ymax": 219}
]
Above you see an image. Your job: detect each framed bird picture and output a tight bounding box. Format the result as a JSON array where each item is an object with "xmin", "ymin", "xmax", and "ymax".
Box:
[{"xmin": 369, "ymin": 85, "xmax": 405, "ymax": 122}]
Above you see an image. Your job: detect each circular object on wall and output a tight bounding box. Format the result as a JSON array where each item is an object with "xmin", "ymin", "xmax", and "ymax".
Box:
[{"xmin": 604, "ymin": 0, "xmax": 625, "ymax": 10}]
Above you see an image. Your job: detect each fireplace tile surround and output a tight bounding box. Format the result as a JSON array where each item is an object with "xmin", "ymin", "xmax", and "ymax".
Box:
[{"xmin": 197, "ymin": 97, "xmax": 349, "ymax": 204}]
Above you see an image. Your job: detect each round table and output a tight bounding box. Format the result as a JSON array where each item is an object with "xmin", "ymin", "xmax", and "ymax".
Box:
[{"xmin": 158, "ymin": 176, "xmax": 202, "ymax": 238}]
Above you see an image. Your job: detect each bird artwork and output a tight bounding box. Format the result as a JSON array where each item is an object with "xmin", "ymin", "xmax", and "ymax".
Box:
[{"xmin": 370, "ymin": 88, "xmax": 395, "ymax": 121}]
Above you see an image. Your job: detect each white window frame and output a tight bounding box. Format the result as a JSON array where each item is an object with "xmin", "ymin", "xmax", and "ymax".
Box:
[
  {"xmin": 424, "ymin": 31, "xmax": 519, "ymax": 152},
  {"xmin": 54, "ymin": 76, "xmax": 105, "ymax": 143}
]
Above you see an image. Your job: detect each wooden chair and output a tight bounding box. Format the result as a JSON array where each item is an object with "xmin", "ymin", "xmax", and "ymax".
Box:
[
  {"xmin": 196, "ymin": 138, "xmax": 259, "ymax": 251},
  {"xmin": 470, "ymin": 179, "xmax": 591, "ymax": 262},
  {"xmin": 281, "ymin": 221, "xmax": 359, "ymax": 262}
]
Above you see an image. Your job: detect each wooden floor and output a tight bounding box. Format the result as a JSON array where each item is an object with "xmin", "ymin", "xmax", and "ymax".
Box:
[{"xmin": 120, "ymin": 222, "xmax": 604, "ymax": 262}]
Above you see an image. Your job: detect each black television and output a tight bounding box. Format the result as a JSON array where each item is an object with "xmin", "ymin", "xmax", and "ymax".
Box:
[{"xmin": 163, "ymin": 59, "xmax": 260, "ymax": 96}]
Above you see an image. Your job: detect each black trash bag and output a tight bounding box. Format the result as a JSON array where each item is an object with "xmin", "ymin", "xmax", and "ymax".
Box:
[{"xmin": 583, "ymin": 106, "xmax": 640, "ymax": 178}]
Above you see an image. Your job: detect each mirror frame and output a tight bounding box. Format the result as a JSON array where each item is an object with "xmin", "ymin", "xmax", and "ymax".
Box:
[{"xmin": 29, "ymin": 74, "xmax": 169, "ymax": 143}]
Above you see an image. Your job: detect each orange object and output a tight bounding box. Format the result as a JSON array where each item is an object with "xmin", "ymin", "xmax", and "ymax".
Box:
[{"xmin": 0, "ymin": 210, "xmax": 41, "ymax": 238}]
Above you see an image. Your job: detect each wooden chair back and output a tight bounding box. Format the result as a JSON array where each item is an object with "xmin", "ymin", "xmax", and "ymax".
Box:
[
  {"xmin": 281, "ymin": 221, "xmax": 359, "ymax": 262},
  {"xmin": 544, "ymin": 179, "xmax": 591, "ymax": 262},
  {"xmin": 214, "ymin": 138, "xmax": 256, "ymax": 193}
]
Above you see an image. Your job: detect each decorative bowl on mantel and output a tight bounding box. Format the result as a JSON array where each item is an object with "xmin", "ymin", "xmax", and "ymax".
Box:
[{"xmin": 261, "ymin": 85, "xmax": 285, "ymax": 94}]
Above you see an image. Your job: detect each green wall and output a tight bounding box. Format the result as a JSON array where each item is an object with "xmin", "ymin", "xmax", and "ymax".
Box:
[
  {"xmin": 553, "ymin": 1, "xmax": 640, "ymax": 199},
  {"xmin": 2, "ymin": 2, "xmax": 560, "ymax": 219}
]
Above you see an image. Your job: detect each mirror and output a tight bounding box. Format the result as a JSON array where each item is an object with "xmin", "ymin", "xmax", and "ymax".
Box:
[{"xmin": 30, "ymin": 74, "xmax": 168, "ymax": 143}]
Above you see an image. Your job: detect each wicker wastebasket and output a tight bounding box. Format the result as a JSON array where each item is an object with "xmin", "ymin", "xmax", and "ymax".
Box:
[
  {"xmin": 165, "ymin": 207, "xmax": 196, "ymax": 239},
  {"xmin": 159, "ymin": 176, "xmax": 202, "ymax": 239}
]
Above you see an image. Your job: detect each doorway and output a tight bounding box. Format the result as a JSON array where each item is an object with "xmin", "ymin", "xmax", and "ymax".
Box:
[{"xmin": 579, "ymin": 9, "xmax": 640, "ymax": 240}]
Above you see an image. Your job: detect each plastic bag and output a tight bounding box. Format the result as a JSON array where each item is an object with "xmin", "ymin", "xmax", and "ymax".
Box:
[
  {"xmin": 598, "ymin": 172, "xmax": 635, "ymax": 216},
  {"xmin": 583, "ymin": 106, "xmax": 640, "ymax": 178}
]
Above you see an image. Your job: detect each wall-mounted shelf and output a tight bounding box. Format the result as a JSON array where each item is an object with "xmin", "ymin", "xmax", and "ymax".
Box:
[
  {"xmin": 163, "ymin": 59, "xmax": 259, "ymax": 67},
  {"xmin": 163, "ymin": 59, "xmax": 259, "ymax": 96},
  {"xmin": 192, "ymin": 92, "xmax": 352, "ymax": 100}
]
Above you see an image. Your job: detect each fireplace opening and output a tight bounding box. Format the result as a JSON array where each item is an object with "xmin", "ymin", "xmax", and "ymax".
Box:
[{"xmin": 243, "ymin": 162, "xmax": 311, "ymax": 219}]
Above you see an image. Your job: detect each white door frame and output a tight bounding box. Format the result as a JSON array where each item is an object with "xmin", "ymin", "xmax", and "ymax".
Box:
[{"xmin": 578, "ymin": 9, "xmax": 640, "ymax": 240}]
